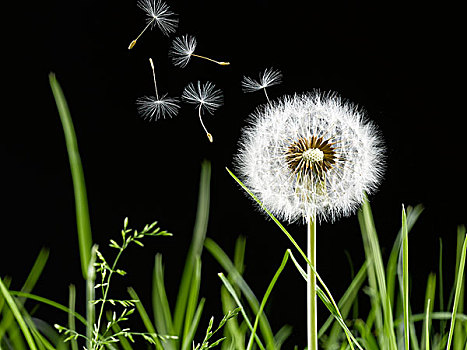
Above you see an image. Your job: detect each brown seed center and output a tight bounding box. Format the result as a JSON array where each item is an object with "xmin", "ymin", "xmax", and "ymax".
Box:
[{"xmin": 285, "ymin": 136, "xmax": 338, "ymax": 182}]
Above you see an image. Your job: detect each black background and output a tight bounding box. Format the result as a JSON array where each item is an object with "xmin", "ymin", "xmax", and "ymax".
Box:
[{"xmin": 1, "ymin": 0, "xmax": 464, "ymax": 347}]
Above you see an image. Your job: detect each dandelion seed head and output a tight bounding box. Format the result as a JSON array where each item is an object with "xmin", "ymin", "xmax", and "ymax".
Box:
[
  {"xmin": 241, "ymin": 68, "xmax": 283, "ymax": 93},
  {"xmin": 169, "ymin": 35, "xmax": 197, "ymax": 68},
  {"xmin": 182, "ymin": 81, "xmax": 224, "ymax": 115},
  {"xmin": 137, "ymin": 0, "xmax": 178, "ymax": 36},
  {"xmin": 136, "ymin": 94, "xmax": 180, "ymax": 121},
  {"xmin": 235, "ymin": 91, "xmax": 385, "ymax": 223}
]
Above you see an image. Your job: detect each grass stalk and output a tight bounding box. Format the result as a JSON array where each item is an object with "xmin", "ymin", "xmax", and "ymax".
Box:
[
  {"xmin": 0, "ymin": 278, "xmax": 38, "ymax": 350},
  {"xmin": 401, "ymin": 205, "xmax": 409, "ymax": 350},
  {"xmin": 445, "ymin": 233, "xmax": 467, "ymax": 350},
  {"xmin": 49, "ymin": 73, "xmax": 93, "ymax": 280}
]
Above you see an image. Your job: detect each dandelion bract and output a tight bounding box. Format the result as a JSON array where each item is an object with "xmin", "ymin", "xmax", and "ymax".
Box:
[{"xmin": 235, "ymin": 91, "xmax": 385, "ymax": 223}]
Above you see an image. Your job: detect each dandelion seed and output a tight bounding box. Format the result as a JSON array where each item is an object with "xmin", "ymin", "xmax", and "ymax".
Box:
[
  {"xmin": 235, "ymin": 91, "xmax": 385, "ymax": 223},
  {"xmin": 169, "ymin": 34, "xmax": 230, "ymax": 68},
  {"xmin": 128, "ymin": 0, "xmax": 178, "ymax": 50},
  {"xmin": 241, "ymin": 68, "xmax": 283, "ymax": 102},
  {"xmin": 136, "ymin": 58, "xmax": 180, "ymax": 121},
  {"xmin": 182, "ymin": 81, "xmax": 224, "ymax": 142}
]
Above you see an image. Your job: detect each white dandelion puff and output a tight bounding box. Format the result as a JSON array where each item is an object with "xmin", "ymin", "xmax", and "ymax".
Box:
[
  {"xmin": 136, "ymin": 58, "xmax": 180, "ymax": 121},
  {"xmin": 241, "ymin": 67, "xmax": 283, "ymax": 101},
  {"xmin": 182, "ymin": 81, "xmax": 224, "ymax": 142},
  {"xmin": 235, "ymin": 91, "xmax": 385, "ymax": 224},
  {"xmin": 169, "ymin": 34, "xmax": 230, "ymax": 68},
  {"xmin": 128, "ymin": 0, "xmax": 178, "ymax": 49}
]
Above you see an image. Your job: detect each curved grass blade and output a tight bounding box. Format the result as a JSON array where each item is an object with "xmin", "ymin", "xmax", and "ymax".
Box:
[
  {"xmin": 49, "ymin": 73, "xmax": 93, "ymax": 280},
  {"xmin": 445, "ymin": 233, "xmax": 467, "ymax": 350},
  {"xmin": 0, "ymin": 278, "xmax": 38, "ymax": 350},
  {"xmin": 246, "ymin": 250, "xmax": 291, "ymax": 350},
  {"xmin": 226, "ymin": 168, "xmax": 363, "ymax": 350},
  {"xmin": 174, "ymin": 160, "xmax": 211, "ymax": 336}
]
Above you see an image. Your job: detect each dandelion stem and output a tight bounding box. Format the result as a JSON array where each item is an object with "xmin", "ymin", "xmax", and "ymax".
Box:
[
  {"xmin": 198, "ymin": 106, "xmax": 213, "ymax": 142},
  {"xmin": 191, "ymin": 53, "xmax": 230, "ymax": 66},
  {"xmin": 128, "ymin": 17, "xmax": 155, "ymax": 49},
  {"xmin": 307, "ymin": 215, "xmax": 318, "ymax": 350},
  {"xmin": 149, "ymin": 58, "xmax": 159, "ymax": 100}
]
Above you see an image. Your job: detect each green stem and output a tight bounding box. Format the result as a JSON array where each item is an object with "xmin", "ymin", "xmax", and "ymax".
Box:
[{"xmin": 307, "ymin": 215, "xmax": 318, "ymax": 350}]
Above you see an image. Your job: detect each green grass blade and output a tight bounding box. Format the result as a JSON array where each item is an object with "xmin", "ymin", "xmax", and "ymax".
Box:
[
  {"xmin": 0, "ymin": 249, "xmax": 50, "ymax": 340},
  {"xmin": 445, "ymin": 233, "xmax": 467, "ymax": 350},
  {"xmin": 205, "ymin": 238, "xmax": 275, "ymax": 349},
  {"xmin": 218, "ymin": 273, "xmax": 266, "ymax": 350},
  {"xmin": 181, "ymin": 298, "xmax": 205, "ymax": 350},
  {"xmin": 220, "ymin": 286, "xmax": 245, "ymax": 350},
  {"xmin": 68, "ymin": 284, "xmax": 78, "ymax": 350},
  {"xmin": 0, "ymin": 278, "xmax": 38, "ymax": 350},
  {"xmin": 49, "ymin": 73, "xmax": 92, "ymax": 280},
  {"xmin": 152, "ymin": 253, "xmax": 175, "ymax": 348},
  {"xmin": 425, "ymin": 299, "xmax": 432, "ymax": 350},
  {"xmin": 7, "ymin": 291, "xmax": 86, "ymax": 326},
  {"xmin": 182, "ymin": 257, "xmax": 202, "ymax": 346},
  {"xmin": 246, "ymin": 250, "xmax": 290, "ymax": 350},
  {"xmin": 358, "ymin": 198, "xmax": 397, "ymax": 350},
  {"xmin": 401, "ymin": 205, "xmax": 409, "ymax": 350},
  {"xmin": 108, "ymin": 314, "xmax": 133, "ymax": 350},
  {"xmin": 226, "ymin": 168, "xmax": 363, "ymax": 350},
  {"xmin": 174, "ymin": 160, "xmax": 211, "ymax": 336},
  {"xmin": 127, "ymin": 287, "xmax": 164, "ymax": 350},
  {"xmin": 421, "ymin": 273, "xmax": 436, "ymax": 350},
  {"xmin": 320, "ymin": 262, "xmax": 368, "ymax": 346},
  {"xmin": 454, "ymin": 226, "xmax": 466, "ymax": 350}
]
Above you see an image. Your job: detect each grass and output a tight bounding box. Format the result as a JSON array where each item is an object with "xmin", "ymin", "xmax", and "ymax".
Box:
[{"xmin": 0, "ymin": 74, "xmax": 466, "ymax": 350}]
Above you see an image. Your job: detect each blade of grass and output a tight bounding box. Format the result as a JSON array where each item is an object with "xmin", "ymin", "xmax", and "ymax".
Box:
[
  {"xmin": 68, "ymin": 284, "xmax": 78, "ymax": 350},
  {"xmin": 421, "ymin": 273, "xmax": 436, "ymax": 350},
  {"xmin": 445, "ymin": 233, "xmax": 467, "ymax": 350},
  {"xmin": 425, "ymin": 299, "xmax": 432, "ymax": 350},
  {"xmin": 49, "ymin": 73, "xmax": 93, "ymax": 280},
  {"xmin": 127, "ymin": 287, "xmax": 164, "ymax": 350},
  {"xmin": 401, "ymin": 205, "xmax": 409, "ymax": 350},
  {"xmin": 358, "ymin": 198, "xmax": 397, "ymax": 350},
  {"xmin": 182, "ymin": 257, "xmax": 202, "ymax": 349},
  {"xmin": 454, "ymin": 226, "xmax": 466, "ymax": 350},
  {"xmin": 206, "ymin": 238, "xmax": 275, "ymax": 349},
  {"xmin": 7, "ymin": 291, "xmax": 86, "ymax": 326},
  {"xmin": 227, "ymin": 168, "xmax": 364, "ymax": 350},
  {"xmin": 218, "ymin": 273, "xmax": 266, "ymax": 350},
  {"xmin": 0, "ymin": 248, "xmax": 50, "ymax": 340},
  {"xmin": 181, "ymin": 298, "xmax": 205, "ymax": 350},
  {"xmin": 174, "ymin": 160, "xmax": 211, "ymax": 336},
  {"xmin": 246, "ymin": 250, "xmax": 290, "ymax": 350},
  {"xmin": 0, "ymin": 278, "xmax": 38, "ymax": 350},
  {"xmin": 152, "ymin": 253, "xmax": 175, "ymax": 350}
]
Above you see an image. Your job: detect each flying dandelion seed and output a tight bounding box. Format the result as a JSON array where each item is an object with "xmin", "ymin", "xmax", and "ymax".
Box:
[
  {"xmin": 169, "ymin": 34, "xmax": 230, "ymax": 68},
  {"xmin": 128, "ymin": 0, "xmax": 178, "ymax": 49},
  {"xmin": 235, "ymin": 91, "xmax": 385, "ymax": 223},
  {"xmin": 241, "ymin": 68, "xmax": 283, "ymax": 102},
  {"xmin": 136, "ymin": 58, "xmax": 180, "ymax": 121},
  {"xmin": 182, "ymin": 81, "xmax": 224, "ymax": 142}
]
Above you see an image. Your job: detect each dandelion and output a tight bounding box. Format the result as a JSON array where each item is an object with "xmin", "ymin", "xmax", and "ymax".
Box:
[
  {"xmin": 234, "ymin": 91, "xmax": 384, "ymax": 350},
  {"xmin": 136, "ymin": 58, "xmax": 180, "ymax": 121},
  {"xmin": 182, "ymin": 81, "xmax": 224, "ymax": 142},
  {"xmin": 169, "ymin": 34, "xmax": 230, "ymax": 68},
  {"xmin": 241, "ymin": 67, "xmax": 283, "ymax": 102},
  {"xmin": 128, "ymin": 0, "xmax": 178, "ymax": 50}
]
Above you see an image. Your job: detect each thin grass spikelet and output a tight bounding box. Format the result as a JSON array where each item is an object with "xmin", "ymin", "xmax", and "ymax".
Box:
[
  {"xmin": 128, "ymin": 0, "xmax": 178, "ymax": 49},
  {"xmin": 241, "ymin": 68, "xmax": 283, "ymax": 102},
  {"xmin": 136, "ymin": 58, "xmax": 180, "ymax": 121},
  {"xmin": 182, "ymin": 81, "xmax": 224, "ymax": 142},
  {"xmin": 169, "ymin": 34, "xmax": 230, "ymax": 68},
  {"xmin": 236, "ymin": 91, "xmax": 385, "ymax": 223}
]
